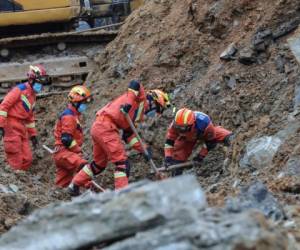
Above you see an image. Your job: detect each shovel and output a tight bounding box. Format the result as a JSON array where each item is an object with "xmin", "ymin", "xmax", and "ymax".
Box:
[
  {"xmin": 42, "ymin": 144, "xmax": 106, "ymax": 192},
  {"xmin": 124, "ymin": 113, "xmax": 166, "ymax": 179}
]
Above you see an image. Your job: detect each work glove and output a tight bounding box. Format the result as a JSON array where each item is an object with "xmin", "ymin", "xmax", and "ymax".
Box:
[
  {"xmin": 120, "ymin": 104, "xmax": 132, "ymax": 114},
  {"xmin": 223, "ymin": 133, "xmax": 234, "ymax": 147},
  {"xmin": 0, "ymin": 127, "xmax": 4, "ymax": 140},
  {"xmin": 193, "ymin": 155, "xmax": 204, "ymax": 164},
  {"xmin": 143, "ymin": 147, "xmax": 152, "ymax": 161},
  {"xmin": 164, "ymin": 156, "xmax": 174, "ymax": 168},
  {"xmin": 30, "ymin": 136, "xmax": 39, "ymax": 150}
]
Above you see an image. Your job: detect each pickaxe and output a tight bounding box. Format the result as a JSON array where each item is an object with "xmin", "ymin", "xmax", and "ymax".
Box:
[{"xmin": 42, "ymin": 144, "xmax": 106, "ymax": 192}]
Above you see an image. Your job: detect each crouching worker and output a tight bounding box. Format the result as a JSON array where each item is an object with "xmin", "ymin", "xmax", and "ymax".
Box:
[
  {"xmin": 164, "ymin": 108, "xmax": 233, "ymax": 176},
  {"xmin": 68, "ymin": 80, "xmax": 170, "ymax": 195},
  {"xmin": 0, "ymin": 65, "xmax": 49, "ymax": 171},
  {"xmin": 53, "ymin": 85, "xmax": 92, "ymax": 188}
]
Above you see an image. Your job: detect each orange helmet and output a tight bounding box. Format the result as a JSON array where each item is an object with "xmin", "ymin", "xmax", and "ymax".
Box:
[
  {"xmin": 174, "ymin": 108, "xmax": 195, "ymax": 128},
  {"xmin": 68, "ymin": 85, "xmax": 92, "ymax": 103},
  {"xmin": 148, "ymin": 89, "xmax": 170, "ymax": 109}
]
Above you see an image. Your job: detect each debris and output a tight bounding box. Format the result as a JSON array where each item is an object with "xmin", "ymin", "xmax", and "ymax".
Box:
[
  {"xmin": 238, "ymin": 48, "xmax": 257, "ymax": 65},
  {"xmin": 274, "ymin": 55, "xmax": 286, "ymax": 73},
  {"xmin": 252, "ymin": 29, "xmax": 272, "ymax": 52},
  {"xmin": 273, "ymin": 19, "xmax": 299, "ymax": 40},
  {"xmin": 239, "ymin": 136, "xmax": 282, "ymax": 169},
  {"xmin": 220, "ymin": 43, "xmax": 237, "ymax": 60},
  {"xmin": 223, "ymin": 75, "xmax": 237, "ymax": 90},
  {"xmin": 8, "ymin": 184, "xmax": 19, "ymax": 193},
  {"xmin": 283, "ymin": 156, "xmax": 300, "ymax": 176},
  {"xmin": 210, "ymin": 81, "xmax": 221, "ymax": 95},
  {"xmin": 226, "ymin": 181, "xmax": 286, "ymax": 221}
]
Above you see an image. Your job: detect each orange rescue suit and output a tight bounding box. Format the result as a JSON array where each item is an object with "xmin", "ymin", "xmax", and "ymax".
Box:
[
  {"xmin": 53, "ymin": 104, "xmax": 87, "ymax": 187},
  {"xmin": 0, "ymin": 83, "xmax": 37, "ymax": 170}
]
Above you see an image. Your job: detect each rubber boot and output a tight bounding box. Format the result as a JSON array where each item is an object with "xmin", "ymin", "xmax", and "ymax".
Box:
[
  {"xmin": 114, "ymin": 171, "xmax": 128, "ymax": 190},
  {"xmin": 67, "ymin": 183, "xmax": 80, "ymax": 196}
]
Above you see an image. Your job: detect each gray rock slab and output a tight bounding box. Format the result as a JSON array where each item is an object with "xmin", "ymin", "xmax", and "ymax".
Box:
[
  {"xmin": 239, "ymin": 136, "xmax": 282, "ymax": 169},
  {"xmin": 226, "ymin": 181, "xmax": 285, "ymax": 221},
  {"xmin": 220, "ymin": 43, "xmax": 237, "ymax": 60},
  {"xmin": 288, "ymin": 27, "xmax": 300, "ymax": 65},
  {"xmin": 104, "ymin": 208, "xmax": 288, "ymax": 250},
  {"xmin": 0, "ymin": 175, "xmax": 206, "ymax": 250}
]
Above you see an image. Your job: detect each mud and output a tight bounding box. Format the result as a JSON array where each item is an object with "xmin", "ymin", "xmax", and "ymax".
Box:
[{"xmin": 1, "ymin": 0, "xmax": 300, "ymax": 244}]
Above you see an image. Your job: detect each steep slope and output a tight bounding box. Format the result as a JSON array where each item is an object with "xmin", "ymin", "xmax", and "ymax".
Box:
[{"xmin": 87, "ymin": 0, "xmax": 300, "ymax": 206}]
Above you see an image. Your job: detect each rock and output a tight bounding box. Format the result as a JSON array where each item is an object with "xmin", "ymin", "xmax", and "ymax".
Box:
[
  {"xmin": 252, "ymin": 29, "xmax": 272, "ymax": 52},
  {"xmin": 273, "ymin": 19, "xmax": 299, "ymax": 40},
  {"xmin": 210, "ymin": 81, "xmax": 221, "ymax": 95},
  {"xmin": 0, "ymin": 176, "xmax": 206, "ymax": 250},
  {"xmin": 238, "ymin": 48, "xmax": 257, "ymax": 65},
  {"xmin": 293, "ymin": 81, "xmax": 300, "ymax": 114},
  {"xmin": 8, "ymin": 184, "xmax": 19, "ymax": 193},
  {"xmin": 220, "ymin": 43, "xmax": 237, "ymax": 60},
  {"xmin": 104, "ymin": 208, "xmax": 289, "ymax": 250},
  {"xmin": 223, "ymin": 75, "xmax": 236, "ymax": 90},
  {"xmin": 0, "ymin": 193, "xmax": 28, "ymax": 214},
  {"xmin": 226, "ymin": 181, "xmax": 285, "ymax": 221},
  {"xmin": 274, "ymin": 55, "xmax": 285, "ymax": 73},
  {"xmin": 284, "ymin": 156, "xmax": 300, "ymax": 176},
  {"xmin": 0, "ymin": 184, "xmax": 10, "ymax": 194},
  {"xmin": 288, "ymin": 27, "xmax": 300, "ymax": 65},
  {"xmin": 239, "ymin": 136, "xmax": 282, "ymax": 170}
]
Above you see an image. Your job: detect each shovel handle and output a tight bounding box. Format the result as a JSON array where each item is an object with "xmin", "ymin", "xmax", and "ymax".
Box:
[
  {"xmin": 91, "ymin": 180, "xmax": 106, "ymax": 192},
  {"xmin": 124, "ymin": 113, "xmax": 160, "ymax": 174},
  {"xmin": 157, "ymin": 161, "xmax": 194, "ymax": 172}
]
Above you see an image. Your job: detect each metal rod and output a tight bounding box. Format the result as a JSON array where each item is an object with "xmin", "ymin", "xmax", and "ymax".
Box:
[
  {"xmin": 157, "ymin": 161, "xmax": 194, "ymax": 172},
  {"xmin": 124, "ymin": 113, "xmax": 160, "ymax": 174}
]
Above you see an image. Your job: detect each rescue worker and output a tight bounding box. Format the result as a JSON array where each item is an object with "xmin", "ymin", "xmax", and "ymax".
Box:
[
  {"xmin": 53, "ymin": 85, "xmax": 92, "ymax": 188},
  {"xmin": 68, "ymin": 80, "xmax": 170, "ymax": 195},
  {"xmin": 164, "ymin": 108, "xmax": 233, "ymax": 175},
  {"xmin": 0, "ymin": 65, "xmax": 49, "ymax": 171}
]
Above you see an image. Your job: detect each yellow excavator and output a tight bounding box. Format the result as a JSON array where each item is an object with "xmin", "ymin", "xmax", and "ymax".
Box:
[
  {"xmin": 0, "ymin": 0, "xmax": 144, "ymax": 36},
  {"xmin": 0, "ymin": 0, "xmax": 144, "ymax": 57}
]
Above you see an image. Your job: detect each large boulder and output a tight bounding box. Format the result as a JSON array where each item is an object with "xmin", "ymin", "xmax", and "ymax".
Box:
[
  {"xmin": 239, "ymin": 136, "xmax": 282, "ymax": 169},
  {"xmin": 0, "ymin": 176, "xmax": 206, "ymax": 250},
  {"xmin": 0, "ymin": 175, "xmax": 293, "ymax": 250},
  {"xmin": 226, "ymin": 181, "xmax": 285, "ymax": 221}
]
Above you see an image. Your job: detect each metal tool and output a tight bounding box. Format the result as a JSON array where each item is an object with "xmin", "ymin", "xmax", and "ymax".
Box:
[
  {"xmin": 157, "ymin": 161, "xmax": 194, "ymax": 172},
  {"xmin": 124, "ymin": 113, "xmax": 165, "ymax": 178},
  {"xmin": 42, "ymin": 144, "xmax": 106, "ymax": 192}
]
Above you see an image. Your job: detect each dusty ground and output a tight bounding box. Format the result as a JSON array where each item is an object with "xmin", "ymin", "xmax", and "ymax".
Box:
[{"xmin": 1, "ymin": 0, "xmax": 300, "ymax": 242}]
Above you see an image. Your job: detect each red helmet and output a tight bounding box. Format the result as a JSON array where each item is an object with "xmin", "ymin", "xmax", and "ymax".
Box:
[
  {"xmin": 174, "ymin": 108, "xmax": 195, "ymax": 132},
  {"xmin": 27, "ymin": 65, "xmax": 49, "ymax": 84},
  {"xmin": 68, "ymin": 85, "xmax": 92, "ymax": 103}
]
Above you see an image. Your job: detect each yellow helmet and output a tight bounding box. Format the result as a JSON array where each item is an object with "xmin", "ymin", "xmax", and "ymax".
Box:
[
  {"xmin": 148, "ymin": 89, "xmax": 170, "ymax": 108},
  {"xmin": 68, "ymin": 85, "xmax": 92, "ymax": 103}
]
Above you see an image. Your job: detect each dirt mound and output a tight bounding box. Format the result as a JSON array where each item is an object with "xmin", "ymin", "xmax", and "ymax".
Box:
[{"xmin": 88, "ymin": 0, "xmax": 300, "ymax": 205}]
